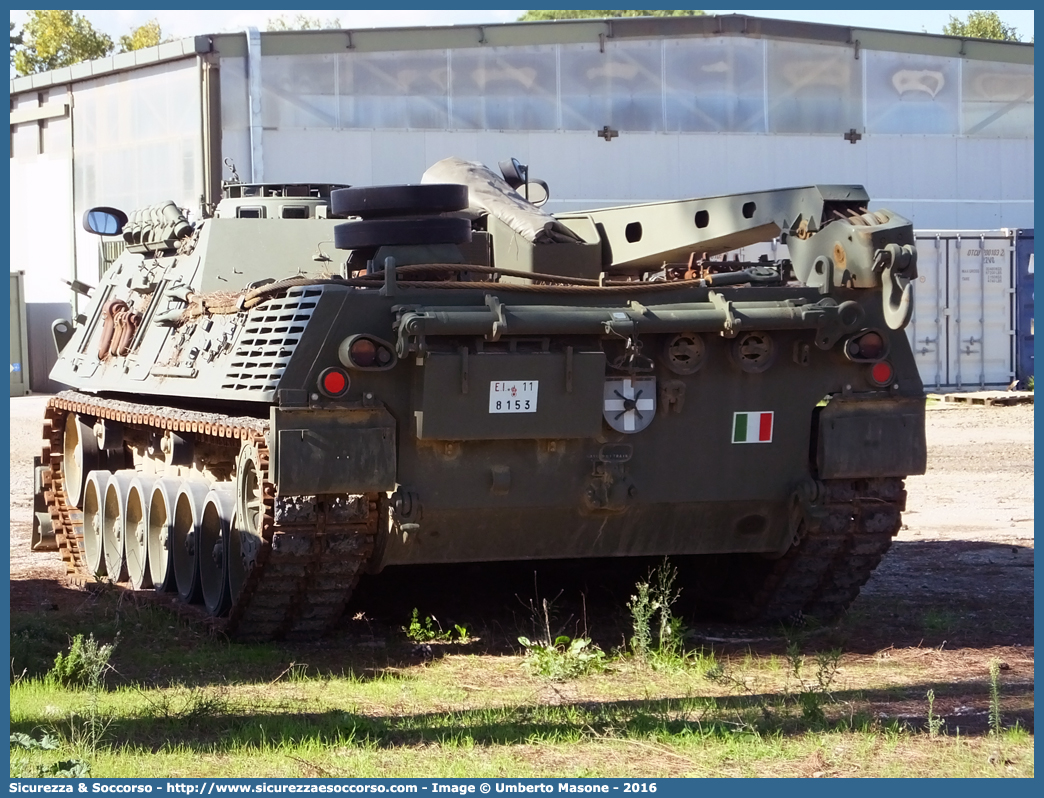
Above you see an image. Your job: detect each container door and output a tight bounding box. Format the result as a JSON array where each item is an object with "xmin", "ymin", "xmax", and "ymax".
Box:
[
  {"xmin": 908, "ymin": 234, "xmax": 949, "ymax": 389},
  {"xmin": 9, "ymin": 271, "xmax": 30, "ymax": 397},
  {"xmin": 1015, "ymin": 229, "xmax": 1034, "ymax": 384},
  {"xmin": 947, "ymin": 235, "xmax": 1015, "ymax": 389}
]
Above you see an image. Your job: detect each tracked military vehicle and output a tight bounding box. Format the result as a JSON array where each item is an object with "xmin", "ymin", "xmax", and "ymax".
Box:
[{"xmin": 35, "ymin": 156, "xmax": 926, "ymax": 640}]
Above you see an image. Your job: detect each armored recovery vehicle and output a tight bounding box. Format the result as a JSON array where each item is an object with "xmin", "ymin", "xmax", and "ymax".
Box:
[{"xmin": 35, "ymin": 157, "xmax": 926, "ymax": 640}]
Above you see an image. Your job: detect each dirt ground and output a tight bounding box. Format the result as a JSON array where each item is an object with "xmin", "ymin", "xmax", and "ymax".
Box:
[{"xmin": 8, "ymin": 394, "xmax": 1035, "ymax": 733}]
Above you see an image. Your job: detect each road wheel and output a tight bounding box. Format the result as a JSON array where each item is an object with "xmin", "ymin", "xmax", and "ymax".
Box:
[
  {"xmin": 199, "ymin": 488, "xmax": 235, "ymax": 616},
  {"xmin": 172, "ymin": 481, "xmax": 210, "ymax": 604},
  {"xmin": 333, "ymin": 216, "xmax": 472, "ymax": 250},
  {"xmin": 330, "ymin": 184, "xmax": 467, "ymax": 218},
  {"xmin": 63, "ymin": 414, "xmax": 100, "ymax": 508}
]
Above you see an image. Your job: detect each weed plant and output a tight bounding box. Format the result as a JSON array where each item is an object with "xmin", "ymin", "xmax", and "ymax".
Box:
[
  {"xmin": 988, "ymin": 658, "xmax": 1002, "ymax": 735},
  {"xmin": 404, "ymin": 609, "xmax": 467, "ymax": 643},
  {"xmin": 627, "ymin": 559, "xmax": 689, "ymax": 669},
  {"xmin": 782, "ymin": 640, "xmax": 842, "ymax": 728},
  {"xmin": 12, "ymin": 634, "xmax": 119, "ymax": 777},
  {"xmin": 47, "ymin": 633, "xmax": 117, "ymax": 689},
  {"xmin": 517, "ymin": 633, "xmax": 606, "ymax": 680},
  {"xmin": 9, "ymin": 732, "xmax": 89, "ymax": 778},
  {"xmin": 517, "ymin": 593, "xmax": 605, "ymax": 680},
  {"xmin": 925, "ymin": 689, "xmax": 944, "ymax": 738},
  {"xmin": 58, "ymin": 634, "xmax": 118, "ymax": 764}
]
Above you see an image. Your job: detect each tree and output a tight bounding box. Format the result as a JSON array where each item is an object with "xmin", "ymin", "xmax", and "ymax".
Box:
[
  {"xmin": 519, "ymin": 10, "xmax": 705, "ymax": 21},
  {"xmin": 118, "ymin": 19, "xmax": 165, "ymax": 53},
  {"xmin": 13, "ymin": 10, "xmax": 113, "ymax": 76},
  {"xmin": 942, "ymin": 11, "xmax": 1021, "ymax": 42},
  {"xmin": 266, "ymin": 14, "xmax": 342, "ymax": 31},
  {"xmin": 11, "ymin": 21, "xmax": 23, "ymax": 65}
]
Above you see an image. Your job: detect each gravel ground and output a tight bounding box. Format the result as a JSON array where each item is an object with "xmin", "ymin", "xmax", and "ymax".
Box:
[{"xmin": 902, "ymin": 402, "xmax": 1034, "ymax": 544}]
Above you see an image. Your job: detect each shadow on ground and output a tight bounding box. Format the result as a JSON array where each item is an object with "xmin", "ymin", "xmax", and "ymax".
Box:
[
  {"xmin": 10, "ymin": 540, "xmax": 1033, "ymax": 687},
  {"xmin": 10, "ymin": 679, "xmax": 1034, "ymax": 753}
]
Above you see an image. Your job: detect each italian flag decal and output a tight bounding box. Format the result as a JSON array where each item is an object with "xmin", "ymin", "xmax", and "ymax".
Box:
[{"xmin": 732, "ymin": 411, "xmax": 774, "ymax": 444}]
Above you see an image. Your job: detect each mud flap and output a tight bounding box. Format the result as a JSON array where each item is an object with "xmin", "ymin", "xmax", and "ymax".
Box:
[
  {"xmin": 271, "ymin": 407, "xmax": 396, "ymax": 495},
  {"xmin": 817, "ymin": 396, "xmax": 926, "ymax": 479}
]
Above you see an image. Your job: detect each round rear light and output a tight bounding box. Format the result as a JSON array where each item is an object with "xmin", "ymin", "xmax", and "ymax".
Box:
[
  {"xmin": 338, "ymin": 334, "xmax": 397, "ymax": 370},
  {"xmin": 870, "ymin": 361, "xmax": 894, "ymax": 386},
  {"xmin": 857, "ymin": 332, "xmax": 884, "ymax": 360},
  {"xmin": 846, "ymin": 330, "xmax": 885, "ymax": 360},
  {"xmin": 349, "ymin": 338, "xmax": 377, "ymax": 367},
  {"xmin": 318, "ymin": 367, "xmax": 350, "ymax": 398}
]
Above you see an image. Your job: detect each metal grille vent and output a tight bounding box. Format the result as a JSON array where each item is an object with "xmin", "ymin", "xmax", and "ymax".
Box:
[
  {"xmin": 98, "ymin": 240, "xmax": 126, "ymax": 278},
  {"xmin": 221, "ymin": 287, "xmax": 322, "ymax": 391}
]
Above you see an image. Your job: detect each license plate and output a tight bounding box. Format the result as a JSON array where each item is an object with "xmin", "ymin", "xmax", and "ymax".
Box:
[{"xmin": 489, "ymin": 380, "xmax": 539, "ymax": 413}]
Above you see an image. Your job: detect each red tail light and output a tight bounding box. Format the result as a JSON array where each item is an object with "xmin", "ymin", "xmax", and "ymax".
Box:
[
  {"xmin": 318, "ymin": 367, "xmax": 350, "ymax": 398},
  {"xmin": 869, "ymin": 361, "xmax": 894, "ymax": 386}
]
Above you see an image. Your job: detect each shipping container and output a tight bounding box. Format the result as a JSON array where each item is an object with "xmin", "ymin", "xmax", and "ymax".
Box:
[
  {"xmin": 1014, "ymin": 229, "xmax": 1034, "ymax": 385},
  {"xmin": 9, "ymin": 271, "xmax": 31, "ymax": 397},
  {"xmin": 908, "ymin": 231, "xmax": 1017, "ymax": 390}
]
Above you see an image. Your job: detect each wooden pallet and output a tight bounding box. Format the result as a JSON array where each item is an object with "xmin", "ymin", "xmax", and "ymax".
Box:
[{"xmin": 927, "ymin": 391, "xmax": 1034, "ymax": 407}]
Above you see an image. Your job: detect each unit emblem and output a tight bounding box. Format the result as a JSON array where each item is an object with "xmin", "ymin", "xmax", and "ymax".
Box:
[{"xmin": 603, "ymin": 377, "xmax": 656, "ymax": 433}]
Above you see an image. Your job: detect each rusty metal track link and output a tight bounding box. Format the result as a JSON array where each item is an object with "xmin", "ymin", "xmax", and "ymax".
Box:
[
  {"xmin": 742, "ymin": 478, "xmax": 905, "ymax": 623},
  {"xmin": 41, "ymin": 390, "xmax": 376, "ymax": 641}
]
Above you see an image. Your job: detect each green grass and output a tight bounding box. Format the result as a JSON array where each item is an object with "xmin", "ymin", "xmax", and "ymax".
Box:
[
  {"xmin": 8, "ymin": 586, "xmax": 1034, "ymax": 778},
  {"xmin": 11, "ymin": 647, "xmax": 1035, "ymax": 778},
  {"xmin": 11, "ymin": 667, "xmax": 1035, "ymax": 777}
]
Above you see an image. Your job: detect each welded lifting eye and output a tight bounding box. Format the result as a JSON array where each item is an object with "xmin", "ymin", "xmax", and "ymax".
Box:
[{"xmin": 837, "ymin": 300, "xmax": 864, "ymax": 330}]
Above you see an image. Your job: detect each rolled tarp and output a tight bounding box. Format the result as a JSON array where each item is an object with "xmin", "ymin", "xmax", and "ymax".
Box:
[{"xmin": 421, "ymin": 156, "xmax": 584, "ymax": 245}]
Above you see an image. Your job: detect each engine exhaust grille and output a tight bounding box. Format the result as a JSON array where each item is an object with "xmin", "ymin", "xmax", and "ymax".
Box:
[{"xmin": 221, "ymin": 287, "xmax": 322, "ymax": 392}]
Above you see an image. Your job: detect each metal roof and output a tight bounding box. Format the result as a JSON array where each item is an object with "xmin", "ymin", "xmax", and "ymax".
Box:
[{"xmin": 10, "ymin": 13, "xmax": 1033, "ymax": 95}]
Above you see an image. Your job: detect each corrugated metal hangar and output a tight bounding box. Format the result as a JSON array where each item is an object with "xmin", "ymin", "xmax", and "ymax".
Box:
[{"xmin": 8, "ymin": 14, "xmax": 1034, "ymax": 391}]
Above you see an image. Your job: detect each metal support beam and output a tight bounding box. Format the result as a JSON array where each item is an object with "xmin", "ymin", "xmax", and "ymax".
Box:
[{"xmin": 246, "ymin": 27, "xmax": 264, "ymax": 183}]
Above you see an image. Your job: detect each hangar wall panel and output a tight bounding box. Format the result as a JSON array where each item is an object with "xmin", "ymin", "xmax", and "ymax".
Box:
[
  {"xmin": 70, "ymin": 59, "xmax": 203, "ymax": 288},
  {"xmin": 216, "ymin": 36, "xmax": 1030, "ymax": 231},
  {"xmin": 9, "ymin": 157, "xmax": 74, "ymax": 305},
  {"xmin": 865, "ymin": 50, "xmax": 960, "ymax": 135}
]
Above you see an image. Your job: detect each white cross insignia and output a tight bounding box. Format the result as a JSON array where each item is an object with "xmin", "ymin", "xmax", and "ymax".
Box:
[{"xmin": 603, "ymin": 377, "xmax": 656, "ymax": 434}]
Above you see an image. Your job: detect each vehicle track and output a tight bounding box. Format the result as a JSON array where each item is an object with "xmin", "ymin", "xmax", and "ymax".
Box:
[
  {"xmin": 42, "ymin": 391, "xmax": 377, "ymax": 641},
  {"xmin": 739, "ymin": 477, "xmax": 905, "ymax": 622}
]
